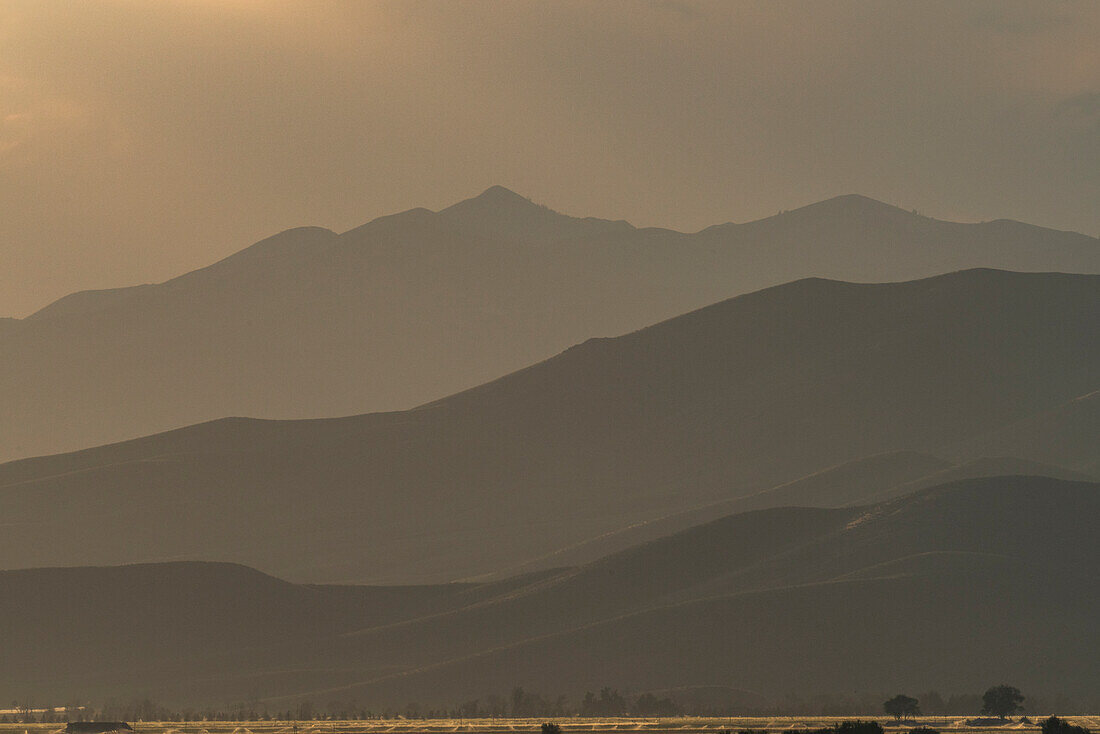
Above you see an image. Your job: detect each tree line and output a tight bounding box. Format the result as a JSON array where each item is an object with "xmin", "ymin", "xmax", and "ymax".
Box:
[
  {"xmin": 2, "ymin": 684, "xmax": 1093, "ymax": 723},
  {"xmin": 884, "ymin": 685, "xmax": 1026, "ymax": 722}
]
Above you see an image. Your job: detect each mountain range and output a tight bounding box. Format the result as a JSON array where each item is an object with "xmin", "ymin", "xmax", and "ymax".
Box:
[
  {"xmin": 1, "ymin": 188, "xmax": 1097, "ymax": 463},
  {"xmin": 3, "ymin": 191, "xmax": 1097, "ymax": 710},
  {"xmin": 3, "ymin": 475, "xmax": 1096, "ymax": 709},
  {"xmin": 1, "ymin": 268, "xmax": 1096, "ymax": 584}
]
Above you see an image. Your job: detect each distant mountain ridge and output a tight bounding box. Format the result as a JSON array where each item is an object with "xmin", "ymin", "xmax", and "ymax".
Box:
[
  {"xmin": 1, "ymin": 188, "xmax": 1097, "ymax": 462},
  {"xmin": 1, "ymin": 269, "xmax": 1095, "ymax": 584},
  {"xmin": 2, "ymin": 475, "xmax": 1095, "ymax": 708}
]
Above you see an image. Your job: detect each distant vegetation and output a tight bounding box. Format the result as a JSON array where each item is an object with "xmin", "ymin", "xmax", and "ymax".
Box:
[
  {"xmin": 574, "ymin": 688, "xmax": 679, "ymax": 717},
  {"xmin": 884, "ymin": 695, "xmax": 921, "ymax": 721},
  {"xmin": 1042, "ymin": 717, "xmax": 1091, "ymax": 734},
  {"xmin": 743, "ymin": 721, "xmax": 886, "ymax": 734},
  {"xmin": 834, "ymin": 722, "xmax": 885, "ymax": 734},
  {"xmin": 3, "ymin": 683, "xmax": 1092, "ymax": 724},
  {"xmin": 983, "ymin": 686, "xmax": 1026, "ymax": 719}
]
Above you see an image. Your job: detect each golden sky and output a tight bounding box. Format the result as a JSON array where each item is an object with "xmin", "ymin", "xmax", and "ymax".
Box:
[{"xmin": 1, "ymin": 0, "xmax": 1098, "ymax": 316}]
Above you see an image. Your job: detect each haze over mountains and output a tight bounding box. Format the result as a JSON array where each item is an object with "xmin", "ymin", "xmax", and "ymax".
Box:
[
  {"xmin": 2, "ymin": 197, "xmax": 1096, "ymax": 709},
  {"xmin": 1, "ymin": 269, "xmax": 1096, "ymax": 584},
  {"xmin": 7, "ymin": 0, "xmax": 1099, "ymax": 716},
  {"xmin": 3, "ymin": 475, "xmax": 1096, "ymax": 709},
  {"xmin": 1, "ymin": 188, "xmax": 1098, "ymax": 463}
]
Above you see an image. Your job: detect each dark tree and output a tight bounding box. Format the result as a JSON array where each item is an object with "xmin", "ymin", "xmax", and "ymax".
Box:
[
  {"xmin": 981, "ymin": 686, "xmax": 1025, "ymax": 719},
  {"xmin": 1041, "ymin": 717, "xmax": 1091, "ymax": 734},
  {"xmin": 542, "ymin": 724, "xmax": 562, "ymax": 734},
  {"xmin": 884, "ymin": 695, "xmax": 921, "ymax": 721}
]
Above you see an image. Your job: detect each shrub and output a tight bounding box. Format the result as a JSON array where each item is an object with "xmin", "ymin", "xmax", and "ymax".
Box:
[
  {"xmin": 1041, "ymin": 717, "xmax": 1091, "ymax": 734},
  {"xmin": 542, "ymin": 724, "xmax": 562, "ymax": 734}
]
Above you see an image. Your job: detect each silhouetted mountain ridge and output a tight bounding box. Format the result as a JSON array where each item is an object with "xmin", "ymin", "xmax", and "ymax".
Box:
[
  {"xmin": 2, "ymin": 188, "xmax": 1096, "ymax": 462},
  {"xmin": 1, "ymin": 269, "xmax": 1095, "ymax": 584}
]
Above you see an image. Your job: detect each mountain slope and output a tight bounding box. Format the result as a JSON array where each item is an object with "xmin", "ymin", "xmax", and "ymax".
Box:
[
  {"xmin": 494, "ymin": 453, "xmax": 1096, "ymax": 574},
  {"xmin": 1, "ymin": 189, "xmax": 1097, "ymax": 462},
  {"xmin": 298, "ymin": 476, "xmax": 1100, "ymax": 707},
  {"xmin": 0, "ymin": 269, "xmax": 1096, "ymax": 584},
  {"xmin": 2, "ymin": 476, "xmax": 1095, "ymax": 707},
  {"xmin": 479, "ymin": 451, "xmax": 952, "ymax": 574},
  {"xmin": 345, "ymin": 569, "xmax": 1095, "ymax": 709},
  {"xmin": 957, "ymin": 391, "xmax": 1100, "ymax": 474}
]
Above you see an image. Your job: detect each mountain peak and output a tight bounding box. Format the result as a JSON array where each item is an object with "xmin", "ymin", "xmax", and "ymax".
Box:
[
  {"xmin": 441, "ymin": 186, "xmax": 555, "ymax": 216},
  {"xmin": 438, "ymin": 186, "xmax": 568, "ymax": 233},
  {"xmin": 475, "ymin": 185, "xmax": 531, "ymax": 204},
  {"xmin": 798, "ymin": 193, "xmax": 913, "ymax": 218}
]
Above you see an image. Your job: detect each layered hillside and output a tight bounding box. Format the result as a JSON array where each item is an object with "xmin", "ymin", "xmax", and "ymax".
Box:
[
  {"xmin": 2, "ymin": 476, "xmax": 1094, "ymax": 707},
  {"xmin": 0, "ymin": 269, "xmax": 1096, "ymax": 583},
  {"xmin": 1, "ymin": 188, "xmax": 1097, "ymax": 463}
]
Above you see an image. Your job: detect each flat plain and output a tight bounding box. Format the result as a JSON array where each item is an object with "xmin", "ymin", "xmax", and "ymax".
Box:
[{"xmin": 4, "ymin": 719, "xmax": 1100, "ymax": 734}]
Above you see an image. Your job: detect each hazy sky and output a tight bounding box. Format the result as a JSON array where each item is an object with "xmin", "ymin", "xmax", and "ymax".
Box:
[{"xmin": 1, "ymin": 0, "xmax": 1098, "ymax": 317}]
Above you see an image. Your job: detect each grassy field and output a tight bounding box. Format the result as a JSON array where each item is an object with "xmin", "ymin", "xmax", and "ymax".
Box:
[{"xmin": 2, "ymin": 718, "xmax": 1098, "ymax": 734}]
